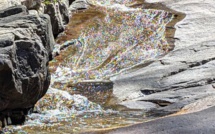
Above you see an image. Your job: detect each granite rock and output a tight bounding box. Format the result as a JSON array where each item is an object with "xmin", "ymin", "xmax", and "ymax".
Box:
[
  {"xmin": 0, "ymin": 5, "xmax": 54, "ymax": 112},
  {"xmin": 112, "ymin": 0, "xmax": 215, "ymax": 113}
]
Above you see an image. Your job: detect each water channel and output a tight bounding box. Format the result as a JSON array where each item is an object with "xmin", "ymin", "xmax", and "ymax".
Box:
[{"xmin": 2, "ymin": 0, "xmax": 185, "ymax": 133}]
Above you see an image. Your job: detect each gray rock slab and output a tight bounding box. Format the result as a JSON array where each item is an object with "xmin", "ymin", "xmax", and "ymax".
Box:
[
  {"xmin": 112, "ymin": 0, "xmax": 215, "ymax": 112},
  {"xmin": 105, "ymin": 106, "xmax": 215, "ymax": 134}
]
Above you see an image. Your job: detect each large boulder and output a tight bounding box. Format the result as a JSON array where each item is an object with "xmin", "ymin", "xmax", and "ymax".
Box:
[{"xmin": 0, "ymin": 5, "xmax": 54, "ymax": 112}]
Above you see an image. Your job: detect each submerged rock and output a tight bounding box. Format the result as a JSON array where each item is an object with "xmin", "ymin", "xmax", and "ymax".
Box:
[{"xmin": 0, "ymin": 5, "xmax": 54, "ymax": 114}]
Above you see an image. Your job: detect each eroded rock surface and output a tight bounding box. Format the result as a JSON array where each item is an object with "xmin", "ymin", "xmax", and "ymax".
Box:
[
  {"xmin": 0, "ymin": 0, "xmax": 74, "ymax": 37},
  {"xmin": 69, "ymin": 0, "xmax": 89, "ymax": 11},
  {"xmin": 44, "ymin": 3, "xmax": 65, "ymax": 36},
  {"xmin": 0, "ymin": 5, "xmax": 54, "ymax": 112},
  {"xmin": 105, "ymin": 106, "xmax": 215, "ymax": 134},
  {"xmin": 113, "ymin": 0, "xmax": 215, "ymax": 113}
]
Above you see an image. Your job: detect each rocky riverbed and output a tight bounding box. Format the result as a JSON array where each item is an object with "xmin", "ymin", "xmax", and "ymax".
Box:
[{"xmin": 0, "ymin": 0, "xmax": 215, "ymax": 133}]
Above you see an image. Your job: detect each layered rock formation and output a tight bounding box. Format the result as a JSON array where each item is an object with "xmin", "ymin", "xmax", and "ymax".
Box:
[
  {"xmin": 0, "ymin": 0, "xmax": 81, "ymax": 36},
  {"xmin": 112, "ymin": 0, "xmax": 215, "ymax": 114},
  {"xmin": 0, "ymin": 0, "xmax": 89, "ymax": 127},
  {"xmin": 41, "ymin": 0, "xmax": 88, "ymax": 36},
  {"xmin": 0, "ymin": 5, "xmax": 54, "ymax": 126}
]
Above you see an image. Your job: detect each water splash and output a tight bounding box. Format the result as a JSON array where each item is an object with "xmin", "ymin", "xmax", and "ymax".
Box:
[{"xmin": 2, "ymin": 88, "xmax": 118, "ymax": 133}]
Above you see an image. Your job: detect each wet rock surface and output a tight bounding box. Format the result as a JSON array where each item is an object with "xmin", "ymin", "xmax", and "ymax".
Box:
[
  {"xmin": 102, "ymin": 106, "xmax": 215, "ymax": 134},
  {"xmin": 0, "ymin": 5, "xmax": 54, "ymax": 114},
  {"xmin": 113, "ymin": 0, "xmax": 215, "ymax": 114},
  {"xmin": 0, "ymin": 0, "xmax": 214, "ymax": 133}
]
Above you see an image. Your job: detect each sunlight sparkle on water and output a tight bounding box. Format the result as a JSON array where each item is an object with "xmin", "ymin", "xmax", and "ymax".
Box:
[
  {"xmin": 1, "ymin": 1, "xmax": 174, "ymax": 133},
  {"xmin": 52, "ymin": 4, "xmax": 173, "ymax": 84}
]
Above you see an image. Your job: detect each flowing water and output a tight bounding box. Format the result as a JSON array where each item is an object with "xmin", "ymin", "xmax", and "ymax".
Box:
[{"xmin": 2, "ymin": 0, "xmax": 179, "ymax": 133}]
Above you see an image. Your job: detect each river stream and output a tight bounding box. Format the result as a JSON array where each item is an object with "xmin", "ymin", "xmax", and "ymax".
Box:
[{"xmin": 2, "ymin": 0, "xmax": 176, "ymax": 133}]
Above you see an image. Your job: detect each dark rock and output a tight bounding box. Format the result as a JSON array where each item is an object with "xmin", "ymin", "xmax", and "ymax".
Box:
[
  {"xmin": 44, "ymin": 3, "xmax": 65, "ymax": 37},
  {"xmin": 58, "ymin": 0, "xmax": 70, "ymax": 25},
  {"xmin": 0, "ymin": 5, "xmax": 27, "ymax": 18},
  {"xmin": 0, "ymin": 5, "xmax": 54, "ymax": 112},
  {"xmin": 69, "ymin": 0, "xmax": 76, "ymax": 5}
]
